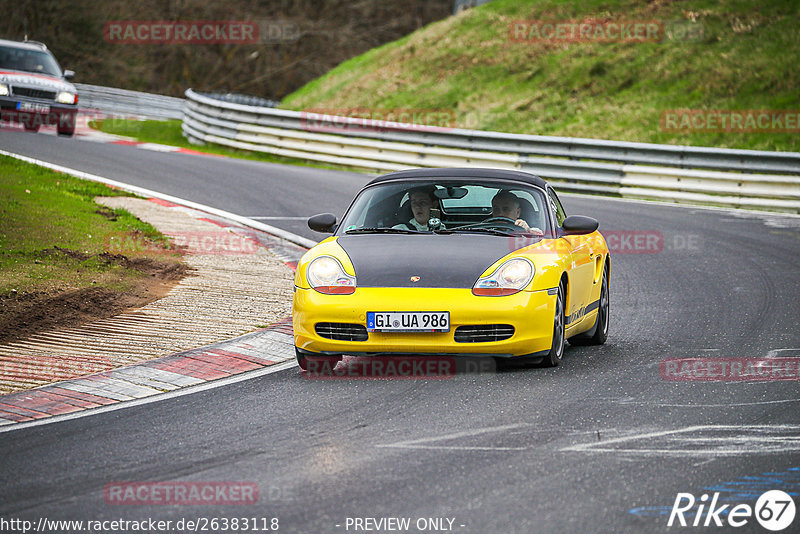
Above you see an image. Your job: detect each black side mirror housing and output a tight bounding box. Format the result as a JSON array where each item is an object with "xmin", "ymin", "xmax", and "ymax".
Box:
[
  {"xmin": 308, "ymin": 213, "xmax": 337, "ymax": 233},
  {"xmin": 561, "ymin": 215, "xmax": 599, "ymax": 235}
]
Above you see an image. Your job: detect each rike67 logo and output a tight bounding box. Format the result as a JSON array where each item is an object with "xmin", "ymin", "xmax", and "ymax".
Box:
[{"xmin": 668, "ymin": 490, "xmax": 796, "ymax": 530}]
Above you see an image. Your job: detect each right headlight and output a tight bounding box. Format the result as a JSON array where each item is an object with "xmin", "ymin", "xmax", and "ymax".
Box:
[
  {"xmin": 307, "ymin": 255, "xmax": 356, "ymax": 294},
  {"xmin": 0, "ymin": 83, "xmax": 9, "ymax": 96},
  {"xmin": 55, "ymin": 91, "xmax": 78, "ymax": 105},
  {"xmin": 473, "ymin": 258, "xmax": 534, "ymax": 296}
]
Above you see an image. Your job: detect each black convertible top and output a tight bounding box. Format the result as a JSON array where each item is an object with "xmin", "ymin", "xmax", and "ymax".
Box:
[{"xmin": 366, "ymin": 168, "xmax": 548, "ymax": 189}]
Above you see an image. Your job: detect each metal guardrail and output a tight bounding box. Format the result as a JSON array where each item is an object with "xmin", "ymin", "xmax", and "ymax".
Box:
[
  {"xmin": 194, "ymin": 91, "xmax": 279, "ymax": 109},
  {"xmin": 182, "ymin": 89, "xmax": 800, "ymax": 213},
  {"xmin": 76, "ymin": 83, "xmax": 184, "ymax": 120}
]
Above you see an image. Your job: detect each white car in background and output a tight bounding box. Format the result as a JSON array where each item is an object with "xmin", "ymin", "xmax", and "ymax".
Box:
[{"xmin": 0, "ymin": 38, "xmax": 78, "ymax": 136}]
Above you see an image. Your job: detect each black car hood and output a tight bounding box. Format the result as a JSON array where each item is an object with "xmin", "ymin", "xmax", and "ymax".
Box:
[{"xmin": 336, "ymin": 234, "xmax": 517, "ymax": 288}]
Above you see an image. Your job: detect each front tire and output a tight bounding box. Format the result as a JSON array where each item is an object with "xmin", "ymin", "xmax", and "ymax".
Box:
[
  {"xmin": 295, "ymin": 347, "xmax": 309, "ymax": 371},
  {"xmin": 295, "ymin": 347, "xmax": 342, "ymax": 373},
  {"xmin": 57, "ymin": 113, "xmax": 76, "ymax": 137},
  {"xmin": 541, "ymin": 282, "xmax": 566, "ymax": 367},
  {"xmin": 57, "ymin": 124, "xmax": 75, "ymax": 136},
  {"xmin": 568, "ymin": 264, "xmax": 609, "ymax": 346}
]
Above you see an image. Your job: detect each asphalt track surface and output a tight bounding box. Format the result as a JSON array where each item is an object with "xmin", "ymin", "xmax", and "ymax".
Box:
[{"xmin": 1, "ymin": 130, "xmax": 800, "ymax": 533}]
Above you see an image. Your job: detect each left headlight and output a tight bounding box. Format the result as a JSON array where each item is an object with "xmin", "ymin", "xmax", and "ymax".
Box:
[
  {"xmin": 0, "ymin": 83, "xmax": 9, "ymax": 96},
  {"xmin": 55, "ymin": 91, "xmax": 77, "ymax": 105},
  {"xmin": 473, "ymin": 258, "xmax": 534, "ymax": 296},
  {"xmin": 307, "ymin": 255, "xmax": 357, "ymax": 295}
]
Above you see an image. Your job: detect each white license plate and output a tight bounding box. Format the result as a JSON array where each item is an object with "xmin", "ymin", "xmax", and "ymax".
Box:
[
  {"xmin": 17, "ymin": 102, "xmax": 50, "ymax": 114},
  {"xmin": 367, "ymin": 311, "xmax": 450, "ymax": 332}
]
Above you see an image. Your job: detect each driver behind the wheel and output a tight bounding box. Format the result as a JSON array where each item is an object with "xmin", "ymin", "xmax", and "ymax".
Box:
[{"xmin": 490, "ymin": 191, "xmax": 542, "ymax": 234}]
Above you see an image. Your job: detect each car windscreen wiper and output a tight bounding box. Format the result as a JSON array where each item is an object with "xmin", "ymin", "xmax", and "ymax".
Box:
[
  {"xmin": 344, "ymin": 227, "xmax": 424, "ymax": 234},
  {"xmin": 437, "ymin": 227, "xmax": 520, "ymax": 237}
]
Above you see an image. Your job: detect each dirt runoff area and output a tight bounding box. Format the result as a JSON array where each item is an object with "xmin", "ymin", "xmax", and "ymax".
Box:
[{"xmin": 0, "ymin": 248, "xmax": 188, "ymax": 344}]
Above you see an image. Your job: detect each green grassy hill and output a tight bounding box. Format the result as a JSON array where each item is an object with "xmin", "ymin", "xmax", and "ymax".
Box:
[{"xmin": 281, "ymin": 0, "xmax": 799, "ymax": 152}]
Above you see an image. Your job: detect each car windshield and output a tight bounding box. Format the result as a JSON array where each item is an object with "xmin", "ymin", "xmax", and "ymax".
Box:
[
  {"xmin": 0, "ymin": 45, "xmax": 62, "ymax": 77},
  {"xmin": 337, "ymin": 179, "xmax": 551, "ymax": 236}
]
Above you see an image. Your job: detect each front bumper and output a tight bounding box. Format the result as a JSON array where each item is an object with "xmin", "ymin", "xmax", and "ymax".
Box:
[
  {"xmin": 293, "ymin": 286, "xmax": 556, "ymax": 358},
  {"xmin": 0, "ymin": 97, "xmax": 77, "ymax": 128}
]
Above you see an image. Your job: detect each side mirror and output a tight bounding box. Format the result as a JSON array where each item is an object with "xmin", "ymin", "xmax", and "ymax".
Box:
[
  {"xmin": 308, "ymin": 213, "xmax": 337, "ymax": 233},
  {"xmin": 561, "ymin": 215, "xmax": 599, "ymax": 235},
  {"xmin": 63, "ymin": 70, "xmax": 75, "ymax": 80}
]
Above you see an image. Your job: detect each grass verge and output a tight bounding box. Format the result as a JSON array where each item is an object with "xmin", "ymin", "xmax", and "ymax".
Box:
[{"xmin": 0, "ymin": 155, "xmax": 185, "ymax": 341}]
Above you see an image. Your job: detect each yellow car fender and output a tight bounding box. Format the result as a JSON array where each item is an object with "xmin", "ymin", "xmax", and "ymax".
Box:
[{"xmin": 295, "ymin": 237, "xmax": 355, "ymax": 289}]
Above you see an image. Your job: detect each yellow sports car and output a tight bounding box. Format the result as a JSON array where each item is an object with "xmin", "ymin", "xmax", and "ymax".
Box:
[{"xmin": 293, "ymin": 168, "xmax": 610, "ymax": 371}]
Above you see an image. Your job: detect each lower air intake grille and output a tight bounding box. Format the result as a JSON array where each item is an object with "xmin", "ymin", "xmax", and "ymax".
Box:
[
  {"xmin": 12, "ymin": 87, "xmax": 56, "ymax": 100},
  {"xmin": 315, "ymin": 322, "xmax": 368, "ymax": 342},
  {"xmin": 454, "ymin": 324, "xmax": 514, "ymax": 343}
]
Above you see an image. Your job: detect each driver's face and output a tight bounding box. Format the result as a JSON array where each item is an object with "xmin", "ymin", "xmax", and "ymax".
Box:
[
  {"xmin": 492, "ymin": 197, "xmax": 520, "ymax": 219},
  {"xmin": 409, "ymin": 192, "xmax": 433, "ymax": 224}
]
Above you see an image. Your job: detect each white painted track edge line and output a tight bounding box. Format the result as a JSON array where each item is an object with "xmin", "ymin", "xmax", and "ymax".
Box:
[
  {"xmin": 561, "ymin": 449, "xmax": 799, "ymax": 456},
  {"xmin": 0, "ymin": 359, "xmax": 297, "ymax": 434},
  {"xmin": 0, "ymin": 149, "xmax": 318, "ymax": 249}
]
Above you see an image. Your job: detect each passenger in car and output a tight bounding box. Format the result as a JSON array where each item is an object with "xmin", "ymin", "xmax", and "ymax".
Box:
[
  {"xmin": 490, "ymin": 190, "xmax": 542, "ymax": 234},
  {"xmin": 393, "ymin": 186, "xmax": 445, "ymax": 231}
]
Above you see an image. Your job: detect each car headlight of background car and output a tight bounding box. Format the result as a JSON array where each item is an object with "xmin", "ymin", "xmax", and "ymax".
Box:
[
  {"xmin": 473, "ymin": 258, "xmax": 534, "ymax": 296},
  {"xmin": 0, "ymin": 83, "xmax": 9, "ymax": 96},
  {"xmin": 307, "ymin": 255, "xmax": 357, "ymax": 294},
  {"xmin": 55, "ymin": 91, "xmax": 77, "ymax": 104}
]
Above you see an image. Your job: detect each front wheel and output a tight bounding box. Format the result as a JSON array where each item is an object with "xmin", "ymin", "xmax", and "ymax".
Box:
[
  {"xmin": 295, "ymin": 348, "xmax": 342, "ymax": 372},
  {"xmin": 541, "ymin": 282, "xmax": 566, "ymax": 367},
  {"xmin": 57, "ymin": 124, "xmax": 75, "ymax": 136},
  {"xmin": 568, "ymin": 264, "xmax": 609, "ymax": 346},
  {"xmin": 295, "ymin": 347, "xmax": 309, "ymax": 370},
  {"xmin": 57, "ymin": 113, "xmax": 76, "ymax": 136}
]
